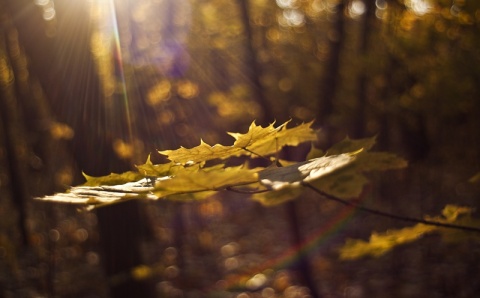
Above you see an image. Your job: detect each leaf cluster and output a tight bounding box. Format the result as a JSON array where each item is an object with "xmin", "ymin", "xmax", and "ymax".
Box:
[
  {"xmin": 38, "ymin": 120, "xmax": 405, "ymax": 206},
  {"xmin": 37, "ymin": 120, "xmax": 480, "ymax": 259}
]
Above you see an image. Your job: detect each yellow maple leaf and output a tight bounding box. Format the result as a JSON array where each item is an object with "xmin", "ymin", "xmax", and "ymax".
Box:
[
  {"xmin": 159, "ymin": 120, "xmax": 317, "ymax": 164},
  {"xmin": 153, "ymin": 166, "xmax": 260, "ymax": 198}
]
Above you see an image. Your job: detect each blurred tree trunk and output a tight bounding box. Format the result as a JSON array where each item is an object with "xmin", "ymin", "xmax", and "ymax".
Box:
[
  {"xmin": 317, "ymin": 0, "xmax": 346, "ymax": 144},
  {"xmin": 376, "ymin": 1, "xmax": 430, "ymax": 160},
  {"xmin": 238, "ymin": 2, "xmax": 320, "ymax": 296},
  {"xmin": 0, "ymin": 47, "xmax": 30, "ymax": 248},
  {"xmin": 3, "ymin": 1, "xmax": 155, "ymax": 296},
  {"xmin": 96, "ymin": 201, "xmax": 155, "ymax": 298},
  {"xmin": 237, "ymin": 0, "xmax": 274, "ymax": 124},
  {"xmin": 285, "ymin": 200, "xmax": 322, "ymax": 298},
  {"xmin": 351, "ymin": 0, "xmax": 377, "ymax": 138}
]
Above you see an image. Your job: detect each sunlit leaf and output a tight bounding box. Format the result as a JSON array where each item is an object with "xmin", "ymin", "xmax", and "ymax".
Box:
[
  {"xmin": 153, "ymin": 166, "xmax": 260, "ymax": 198},
  {"xmin": 136, "ymin": 155, "xmax": 206, "ymax": 177},
  {"xmin": 258, "ymin": 152, "xmax": 358, "ymax": 191},
  {"xmin": 39, "ymin": 178, "xmax": 157, "ymax": 205},
  {"xmin": 234, "ymin": 120, "xmax": 317, "ymax": 157},
  {"xmin": 339, "ymin": 205, "xmax": 478, "ymax": 260},
  {"xmin": 158, "ymin": 140, "xmax": 238, "ymax": 165},
  {"xmin": 36, "ymin": 122, "xmax": 407, "ymax": 211},
  {"xmin": 82, "ymin": 171, "xmax": 144, "ymax": 186},
  {"xmin": 440, "ymin": 205, "xmax": 475, "ymax": 221},
  {"xmin": 159, "ymin": 120, "xmax": 317, "ymax": 164},
  {"xmin": 340, "ymin": 224, "xmax": 436, "ymax": 260},
  {"xmin": 135, "ymin": 155, "xmax": 176, "ymax": 176}
]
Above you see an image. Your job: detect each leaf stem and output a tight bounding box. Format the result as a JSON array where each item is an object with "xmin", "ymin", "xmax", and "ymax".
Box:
[
  {"xmin": 303, "ymin": 183, "xmax": 480, "ymax": 233},
  {"xmin": 242, "ymin": 147, "xmax": 271, "ymax": 162},
  {"xmin": 226, "ymin": 185, "xmax": 269, "ymax": 194}
]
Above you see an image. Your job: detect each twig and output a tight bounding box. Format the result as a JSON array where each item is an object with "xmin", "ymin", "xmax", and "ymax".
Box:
[
  {"xmin": 303, "ymin": 183, "xmax": 480, "ymax": 233},
  {"xmin": 226, "ymin": 185, "xmax": 269, "ymax": 194}
]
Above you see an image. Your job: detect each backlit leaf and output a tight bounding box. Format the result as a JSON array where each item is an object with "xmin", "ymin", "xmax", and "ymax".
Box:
[
  {"xmin": 135, "ymin": 155, "xmax": 176, "ymax": 176},
  {"xmin": 39, "ymin": 178, "xmax": 158, "ymax": 205},
  {"xmin": 158, "ymin": 140, "xmax": 237, "ymax": 165},
  {"xmin": 236, "ymin": 120, "xmax": 317, "ymax": 157},
  {"xmin": 339, "ymin": 205, "xmax": 478, "ymax": 260},
  {"xmin": 258, "ymin": 152, "xmax": 358, "ymax": 191},
  {"xmin": 82, "ymin": 171, "xmax": 144, "ymax": 186},
  {"xmin": 153, "ymin": 166, "xmax": 260, "ymax": 198},
  {"xmin": 159, "ymin": 120, "xmax": 317, "ymax": 164},
  {"xmin": 340, "ymin": 223, "xmax": 436, "ymax": 260}
]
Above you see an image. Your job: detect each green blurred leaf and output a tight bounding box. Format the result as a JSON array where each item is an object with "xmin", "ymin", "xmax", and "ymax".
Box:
[
  {"xmin": 354, "ymin": 152, "xmax": 408, "ymax": 172},
  {"xmin": 251, "ymin": 187, "xmax": 304, "ymax": 206},
  {"xmin": 326, "ymin": 136, "xmax": 376, "ymax": 155},
  {"xmin": 310, "ymin": 172, "xmax": 369, "ymax": 199},
  {"xmin": 306, "ymin": 144, "xmax": 324, "ymax": 160}
]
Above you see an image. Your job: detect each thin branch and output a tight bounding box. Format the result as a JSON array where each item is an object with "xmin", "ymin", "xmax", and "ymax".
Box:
[
  {"xmin": 242, "ymin": 147, "xmax": 271, "ymax": 162},
  {"xmin": 226, "ymin": 185, "xmax": 269, "ymax": 194},
  {"xmin": 303, "ymin": 183, "xmax": 480, "ymax": 233}
]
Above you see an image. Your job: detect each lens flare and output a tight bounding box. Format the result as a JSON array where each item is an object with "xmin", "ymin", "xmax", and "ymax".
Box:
[{"xmin": 211, "ymin": 201, "xmax": 361, "ymax": 291}]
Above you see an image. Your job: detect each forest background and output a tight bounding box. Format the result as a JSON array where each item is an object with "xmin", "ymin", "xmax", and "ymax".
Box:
[{"xmin": 1, "ymin": 0, "xmax": 479, "ymax": 297}]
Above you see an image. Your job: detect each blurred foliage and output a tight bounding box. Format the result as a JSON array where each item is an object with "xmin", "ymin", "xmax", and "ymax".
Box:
[
  {"xmin": 340, "ymin": 205, "xmax": 480, "ymax": 259},
  {"xmin": 38, "ymin": 122, "xmax": 407, "ymax": 207}
]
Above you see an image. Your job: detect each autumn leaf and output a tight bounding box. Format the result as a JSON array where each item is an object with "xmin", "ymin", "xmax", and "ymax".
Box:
[
  {"xmin": 136, "ymin": 155, "xmax": 207, "ymax": 177},
  {"xmin": 339, "ymin": 205, "xmax": 478, "ymax": 260},
  {"xmin": 353, "ymin": 152, "xmax": 408, "ymax": 172},
  {"xmin": 234, "ymin": 120, "xmax": 317, "ymax": 157},
  {"xmin": 310, "ymin": 172, "xmax": 369, "ymax": 199},
  {"xmin": 159, "ymin": 120, "xmax": 317, "ymax": 164},
  {"xmin": 251, "ymin": 187, "xmax": 304, "ymax": 206},
  {"xmin": 326, "ymin": 136, "xmax": 376, "ymax": 155},
  {"xmin": 152, "ymin": 166, "xmax": 260, "ymax": 198},
  {"xmin": 36, "ymin": 121, "xmax": 407, "ymax": 210},
  {"xmin": 135, "ymin": 155, "xmax": 176, "ymax": 177},
  {"xmin": 82, "ymin": 171, "xmax": 144, "ymax": 186},
  {"xmin": 258, "ymin": 152, "xmax": 358, "ymax": 191},
  {"xmin": 340, "ymin": 224, "xmax": 436, "ymax": 260},
  {"xmin": 40, "ymin": 178, "xmax": 158, "ymax": 205}
]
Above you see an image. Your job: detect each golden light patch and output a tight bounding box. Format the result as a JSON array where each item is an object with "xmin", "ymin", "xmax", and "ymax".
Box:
[{"xmin": 147, "ymin": 80, "xmax": 171, "ymax": 105}]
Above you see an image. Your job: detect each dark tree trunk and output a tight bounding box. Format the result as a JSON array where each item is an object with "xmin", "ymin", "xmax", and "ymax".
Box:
[
  {"xmin": 3, "ymin": 1, "xmax": 156, "ymax": 296},
  {"xmin": 317, "ymin": 0, "xmax": 347, "ymax": 135},
  {"xmin": 285, "ymin": 200, "xmax": 322, "ymax": 298},
  {"xmin": 351, "ymin": 0, "xmax": 377, "ymax": 138},
  {"xmin": 96, "ymin": 200, "xmax": 155, "ymax": 298},
  {"xmin": 237, "ymin": 0, "xmax": 274, "ymax": 124}
]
